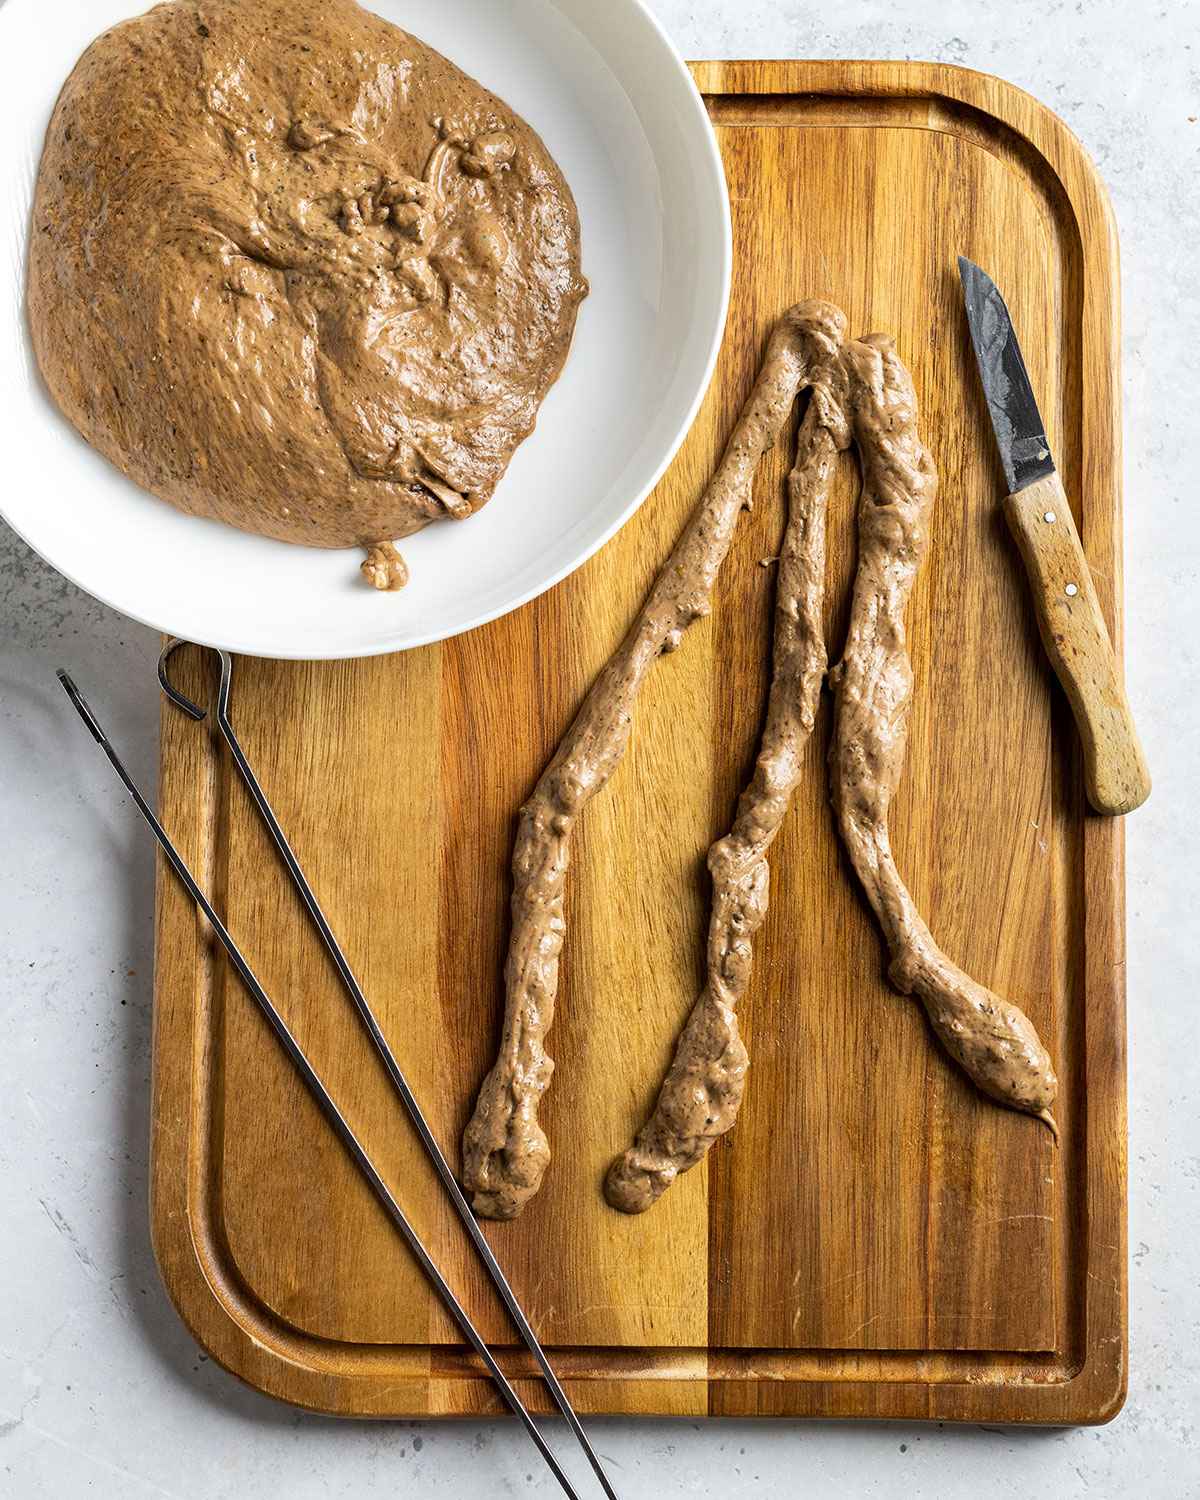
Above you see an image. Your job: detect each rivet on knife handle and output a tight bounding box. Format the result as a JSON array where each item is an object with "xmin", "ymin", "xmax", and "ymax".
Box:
[
  {"xmin": 958, "ymin": 254, "xmax": 1150, "ymax": 815},
  {"xmin": 1004, "ymin": 472, "xmax": 1150, "ymax": 814}
]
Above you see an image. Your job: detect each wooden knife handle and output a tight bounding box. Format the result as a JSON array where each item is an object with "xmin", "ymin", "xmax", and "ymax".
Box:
[{"xmin": 1004, "ymin": 471, "xmax": 1150, "ymax": 815}]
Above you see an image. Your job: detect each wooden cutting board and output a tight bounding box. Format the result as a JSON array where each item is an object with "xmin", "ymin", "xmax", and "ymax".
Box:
[{"xmin": 151, "ymin": 60, "xmax": 1127, "ymax": 1424}]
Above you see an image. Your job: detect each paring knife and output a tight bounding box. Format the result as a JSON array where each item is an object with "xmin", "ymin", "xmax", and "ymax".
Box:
[{"xmin": 958, "ymin": 256, "xmax": 1150, "ymax": 816}]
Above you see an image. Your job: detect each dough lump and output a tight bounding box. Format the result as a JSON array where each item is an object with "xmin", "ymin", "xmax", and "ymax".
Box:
[{"xmin": 28, "ymin": 0, "xmax": 587, "ymax": 564}]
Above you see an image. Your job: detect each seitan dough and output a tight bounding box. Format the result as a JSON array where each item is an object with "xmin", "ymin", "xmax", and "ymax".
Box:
[
  {"xmin": 464, "ymin": 307, "xmax": 1058, "ymax": 1219},
  {"xmin": 829, "ymin": 335, "xmax": 1058, "ymax": 1133},
  {"xmin": 604, "ymin": 351, "xmax": 850, "ymax": 1213},
  {"xmin": 28, "ymin": 0, "xmax": 586, "ymax": 584},
  {"xmin": 461, "ymin": 303, "xmax": 848, "ymax": 1219},
  {"xmin": 608, "ymin": 332, "xmax": 1058, "ymax": 1214}
]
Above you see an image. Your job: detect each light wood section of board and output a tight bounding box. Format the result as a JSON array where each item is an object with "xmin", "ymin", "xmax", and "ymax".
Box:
[
  {"xmin": 1003, "ymin": 470, "xmax": 1150, "ymax": 815},
  {"xmin": 152, "ymin": 61, "xmax": 1127, "ymax": 1424}
]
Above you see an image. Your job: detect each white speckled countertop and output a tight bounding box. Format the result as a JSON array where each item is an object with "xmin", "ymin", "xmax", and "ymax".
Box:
[{"xmin": 2, "ymin": 1, "xmax": 1198, "ymax": 1495}]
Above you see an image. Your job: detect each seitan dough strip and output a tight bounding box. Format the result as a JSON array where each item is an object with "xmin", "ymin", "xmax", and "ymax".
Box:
[
  {"xmin": 462, "ymin": 302, "xmax": 849, "ymax": 1219},
  {"xmin": 830, "ymin": 335, "xmax": 1058, "ymax": 1132},
  {"xmin": 603, "ymin": 368, "xmax": 849, "ymax": 1214}
]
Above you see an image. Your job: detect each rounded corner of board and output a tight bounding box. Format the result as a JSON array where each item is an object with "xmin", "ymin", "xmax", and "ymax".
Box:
[
  {"xmin": 146, "ymin": 1182, "xmax": 346, "ymax": 1415},
  {"xmin": 928, "ymin": 63, "xmax": 1120, "ymax": 255},
  {"xmin": 145, "ymin": 1204, "xmax": 265, "ymax": 1394},
  {"xmin": 1062, "ymin": 1339, "xmax": 1129, "ymax": 1427}
]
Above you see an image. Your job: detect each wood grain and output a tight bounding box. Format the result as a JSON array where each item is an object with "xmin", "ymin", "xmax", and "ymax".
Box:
[
  {"xmin": 1005, "ymin": 471, "xmax": 1150, "ymax": 814},
  {"xmin": 151, "ymin": 61, "xmax": 1127, "ymax": 1424}
]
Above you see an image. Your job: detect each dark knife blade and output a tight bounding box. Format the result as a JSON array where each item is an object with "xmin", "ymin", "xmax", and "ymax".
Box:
[{"xmin": 958, "ymin": 256, "xmax": 1055, "ymax": 494}]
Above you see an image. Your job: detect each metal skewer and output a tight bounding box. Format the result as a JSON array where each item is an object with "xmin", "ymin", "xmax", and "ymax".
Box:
[
  {"xmin": 56, "ymin": 667, "xmax": 586, "ymax": 1500},
  {"xmin": 153, "ymin": 641, "xmax": 617, "ymax": 1500}
]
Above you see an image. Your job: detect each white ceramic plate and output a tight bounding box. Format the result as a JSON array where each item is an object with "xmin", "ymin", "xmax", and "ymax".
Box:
[{"xmin": 0, "ymin": 0, "xmax": 729, "ymax": 659}]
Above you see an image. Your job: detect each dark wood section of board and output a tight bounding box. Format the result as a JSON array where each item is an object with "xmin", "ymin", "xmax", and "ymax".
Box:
[{"xmin": 151, "ymin": 61, "xmax": 1127, "ymax": 1423}]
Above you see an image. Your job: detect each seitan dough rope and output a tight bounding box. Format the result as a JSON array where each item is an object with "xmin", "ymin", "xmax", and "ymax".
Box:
[
  {"xmin": 461, "ymin": 302, "xmax": 850, "ymax": 1219},
  {"xmin": 603, "ymin": 369, "xmax": 850, "ymax": 1213},
  {"xmin": 608, "ymin": 332, "xmax": 1057, "ymax": 1213},
  {"xmin": 830, "ymin": 335, "xmax": 1058, "ymax": 1134}
]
